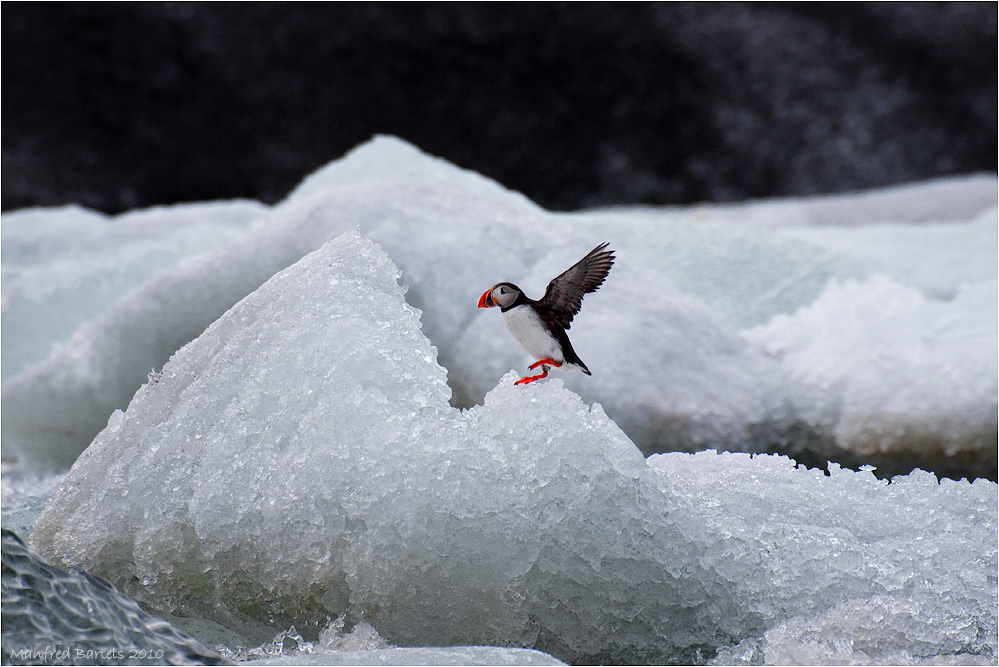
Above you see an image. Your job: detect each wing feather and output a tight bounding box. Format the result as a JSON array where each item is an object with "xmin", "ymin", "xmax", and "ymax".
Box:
[{"xmin": 537, "ymin": 242, "xmax": 614, "ymax": 329}]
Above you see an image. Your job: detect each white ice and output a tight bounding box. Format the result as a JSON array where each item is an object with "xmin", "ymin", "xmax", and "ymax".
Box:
[
  {"xmin": 1, "ymin": 200, "xmax": 267, "ymax": 468},
  {"xmin": 1, "ymin": 200, "xmax": 265, "ymax": 380},
  {"xmin": 0, "ymin": 469, "xmax": 67, "ymax": 538},
  {"xmin": 213, "ymin": 619, "xmax": 565, "ymax": 666},
  {"xmin": 4, "ymin": 136, "xmax": 995, "ymax": 472},
  {"xmin": 29, "ymin": 229, "xmax": 997, "ymax": 665},
  {"xmin": 571, "ymin": 198, "xmax": 998, "ymax": 463},
  {"xmin": 249, "ymin": 646, "xmax": 567, "ymax": 666}
]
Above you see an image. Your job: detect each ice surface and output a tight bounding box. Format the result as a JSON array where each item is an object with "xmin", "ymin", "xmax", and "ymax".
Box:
[
  {"xmin": 1, "ymin": 529, "xmax": 223, "ymax": 665},
  {"xmin": 1, "ymin": 200, "xmax": 265, "ymax": 381},
  {"xmin": 209, "ymin": 618, "xmax": 391, "ymax": 662},
  {"xmin": 0, "ymin": 470, "xmax": 66, "ymax": 538},
  {"xmin": 212, "ymin": 618, "xmax": 565, "ymax": 665},
  {"xmin": 283, "ymin": 133, "xmax": 540, "ymax": 214},
  {"xmin": 744, "ymin": 274, "xmax": 997, "ymax": 462},
  {"xmin": 1, "ymin": 137, "xmax": 789, "ymax": 469},
  {"xmin": 30, "ymin": 229, "xmax": 998, "ymax": 665},
  {"xmin": 3, "ymin": 136, "xmax": 995, "ymax": 475},
  {"xmin": 250, "ymin": 646, "xmax": 567, "ymax": 666},
  {"xmin": 570, "ymin": 200, "xmax": 998, "ymax": 468},
  {"xmin": 1, "ymin": 200, "xmax": 267, "ymax": 469},
  {"xmin": 566, "ymin": 208, "xmax": 864, "ymax": 330}
]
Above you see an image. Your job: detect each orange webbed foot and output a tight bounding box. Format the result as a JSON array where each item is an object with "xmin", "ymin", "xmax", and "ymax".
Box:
[
  {"xmin": 515, "ymin": 371, "xmax": 546, "ymax": 385},
  {"xmin": 516, "ymin": 360, "xmax": 561, "ymax": 385}
]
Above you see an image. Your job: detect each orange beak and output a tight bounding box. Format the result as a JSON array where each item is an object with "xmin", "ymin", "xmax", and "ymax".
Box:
[{"xmin": 478, "ymin": 289, "xmax": 494, "ymax": 308}]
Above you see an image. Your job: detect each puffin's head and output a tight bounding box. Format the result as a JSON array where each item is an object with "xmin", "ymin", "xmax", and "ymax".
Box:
[{"xmin": 478, "ymin": 282, "xmax": 522, "ymax": 309}]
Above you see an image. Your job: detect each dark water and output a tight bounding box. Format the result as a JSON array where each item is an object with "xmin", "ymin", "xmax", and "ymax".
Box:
[{"xmin": 3, "ymin": 3, "xmax": 995, "ymax": 213}]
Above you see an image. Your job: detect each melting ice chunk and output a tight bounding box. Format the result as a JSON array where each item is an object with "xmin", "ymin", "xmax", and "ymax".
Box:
[{"xmin": 3, "ymin": 138, "xmax": 995, "ymax": 476}]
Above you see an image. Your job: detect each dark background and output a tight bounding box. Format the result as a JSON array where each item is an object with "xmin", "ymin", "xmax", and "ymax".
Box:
[{"xmin": 3, "ymin": 2, "xmax": 996, "ymax": 213}]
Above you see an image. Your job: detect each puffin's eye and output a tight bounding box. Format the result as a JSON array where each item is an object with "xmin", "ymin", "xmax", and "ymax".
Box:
[{"xmin": 500, "ymin": 287, "xmax": 508, "ymax": 294}]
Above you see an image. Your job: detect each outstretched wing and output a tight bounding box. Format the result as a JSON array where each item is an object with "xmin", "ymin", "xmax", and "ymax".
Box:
[{"xmin": 537, "ymin": 242, "xmax": 614, "ymax": 330}]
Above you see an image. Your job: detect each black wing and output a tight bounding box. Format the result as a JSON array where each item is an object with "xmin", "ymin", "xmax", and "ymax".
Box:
[{"xmin": 536, "ymin": 242, "xmax": 614, "ymax": 330}]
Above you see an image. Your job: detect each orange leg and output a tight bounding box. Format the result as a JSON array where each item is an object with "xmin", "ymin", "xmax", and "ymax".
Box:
[{"xmin": 516, "ymin": 359, "xmax": 562, "ymax": 385}]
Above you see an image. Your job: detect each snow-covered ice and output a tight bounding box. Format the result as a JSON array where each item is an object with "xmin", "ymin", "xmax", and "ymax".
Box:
[
  {"xmin": 4, "ymin": 136, "xmax": 995, "ymax": 475},
  {"xmin": 29, "ymin": 229, "xmax": 998, "ymax": 665}
]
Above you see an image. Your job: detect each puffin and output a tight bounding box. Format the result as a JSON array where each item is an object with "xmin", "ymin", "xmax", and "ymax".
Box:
[{"xmin": 478, "ymin": 242, "xmax": 615, "ymax": 385}]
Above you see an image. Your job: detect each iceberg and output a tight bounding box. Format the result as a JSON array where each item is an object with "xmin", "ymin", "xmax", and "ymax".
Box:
[
  {"xmin": 1, "ymin": 200, "xmax": 265, "ymax": 381},
  {"xmin": 30, "ymin": 229, "xmax": 998, "ymax": 664},
  {"xmin": 745, "ymin": 273, "xmax": 997, "ymax": 463},
  {"xmin": 4, "ymin": 136, "xmax": 995, "ymax": 477},
  {"xmin": 1, "ymin": 200, "xmax": 267, "ymax": 469},
  {"xmin": 572, "ymin": 200, "xmax": 998, "ymax": 470}
]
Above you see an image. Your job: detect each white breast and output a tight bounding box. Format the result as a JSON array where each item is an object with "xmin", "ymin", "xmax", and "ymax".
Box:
[{"xmin": 501, "ymin": 306, "xmax": 563, "ymax": 363}]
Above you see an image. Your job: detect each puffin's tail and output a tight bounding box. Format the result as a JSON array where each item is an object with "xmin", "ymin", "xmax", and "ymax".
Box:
[
  {"xmin": 559, "ymin": 333, "xmax": 591, "ymax": 375},
  {"xmin": 563, "ymin": 352, "xmax": 591, "ymax": 376}
]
